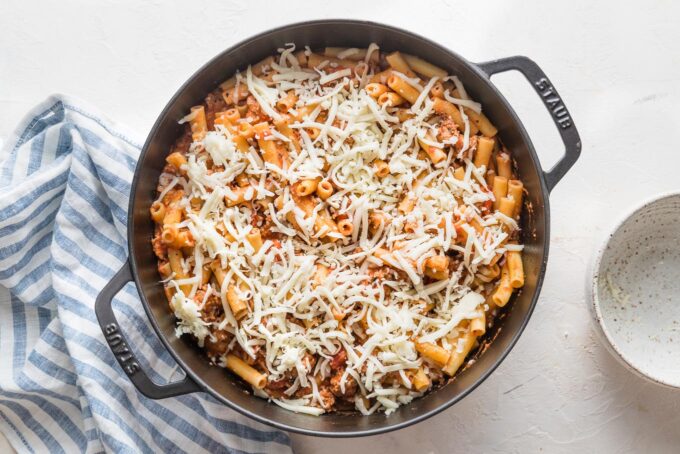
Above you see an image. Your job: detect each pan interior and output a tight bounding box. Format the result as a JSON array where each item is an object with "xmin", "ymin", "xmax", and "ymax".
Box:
[{"xmin": 129, "ymin": 20, "xmax": 549, "ymax": 436}]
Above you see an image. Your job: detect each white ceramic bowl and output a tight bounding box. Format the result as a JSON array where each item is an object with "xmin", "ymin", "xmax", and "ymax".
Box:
[{"xmin": 589, "ymin": 193, "xmax": 680, "ymax": 387}]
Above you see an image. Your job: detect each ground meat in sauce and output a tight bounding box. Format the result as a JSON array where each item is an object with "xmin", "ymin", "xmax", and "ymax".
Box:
[
  {"xmin": 199, "ymin": 293, "xmax": 224, "ymax": 324},
  {"xmin": 246, "ymin": 95, "xmax": 265, "ymax": 122},
  {"xmin": 204, "ymin": 89, "xmax": 227, "ymax": 129},
  {"xmin": 480, "ymin": 199, "xmax": 493, "ymax": 216},
  {"xmin": 262, "ymin": 354, "xmax": 317, "ymax": 398},
  {"xmin": 318, "ymin": 388, "xmax": 336, "ymax": 410},
  {"xmin": 265, "ymin": 377, "xmax": 292, "ymax": 398},
  {"xmin": 456, "ymin": 135, "xmax": 478, "ymax": 160},
  {"xmin": 250, "ymin": 209, "xmax": 264, "ymax": 227},
  {"xmin": 292, "ymin": 385, "xmax": 311, "ymax": 399},
  {"xmin": 151, "ymin": 231, "xmax": 167, "ymax": 260},
  {"xmin": 259, "ymin": 216, "xmax": 284, "ymax": 242},
  {"xmin": 330, "ymin": 350, "xmax": 347, "ymax": 371},
  {"xmin": 253, "ymin": 349, "xmax": 271, "ymax": 373},
  {"xmin": 302, "ymin": 353, "xmax": 317, "ymax": 373},
  {"xmin": 447, "ymin": 256, "xmax": 463, "ymax": 274},
  {"xmin": 205, "ymin": 330, "xmax": 230, "ymax": 358},
  {"xmin": 330, "ymin": 372, "xmax": 357, "ymax": 398},
  {"xmin": 367, "ymin": 266, "xmax": 396, "ymax": 281},
  {"xmin": 438, "ymin": 116, "xmax": 459, "ymax": 142}
]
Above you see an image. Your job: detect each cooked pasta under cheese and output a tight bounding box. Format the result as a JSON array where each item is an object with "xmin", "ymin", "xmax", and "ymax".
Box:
[{"xmin": 150, "ymin": 43, "xmax": 526, "ymax": 415}]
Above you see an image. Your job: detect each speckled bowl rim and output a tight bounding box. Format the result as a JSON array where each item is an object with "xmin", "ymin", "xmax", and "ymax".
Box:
[{"xmin": 588, "ymin": 191, "xmax": 680, "ymax": 389}]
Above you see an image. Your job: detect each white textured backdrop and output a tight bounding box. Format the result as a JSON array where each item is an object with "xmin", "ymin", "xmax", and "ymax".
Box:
[{"xmin": 2, "ymin": 1, "xmax": 680, "ymax": 453}]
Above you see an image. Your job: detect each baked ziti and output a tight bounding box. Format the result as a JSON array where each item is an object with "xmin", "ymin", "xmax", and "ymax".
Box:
[{"xmin": 150, "ymin": 43, "xmax": 525, "ymax": 415}]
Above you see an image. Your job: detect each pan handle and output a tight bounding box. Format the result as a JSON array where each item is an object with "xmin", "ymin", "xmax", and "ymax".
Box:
[
  {"xmin": 477, "ymin": 56, "xmax": 581, "ymax": 193},
  {"xmin": 95, "ymin": 260, "xmax": 201, "ymax": 399}
]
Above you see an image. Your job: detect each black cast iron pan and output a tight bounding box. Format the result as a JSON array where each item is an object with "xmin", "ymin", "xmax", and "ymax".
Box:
[{"xmin": 95, "ymin": 19, "xmax": 581, "ymax": 437}]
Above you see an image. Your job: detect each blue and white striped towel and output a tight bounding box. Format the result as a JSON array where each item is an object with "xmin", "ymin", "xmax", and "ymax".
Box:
[{"xmin": 0, "ymin": 95, "xmax": 293, "ymax": 453}]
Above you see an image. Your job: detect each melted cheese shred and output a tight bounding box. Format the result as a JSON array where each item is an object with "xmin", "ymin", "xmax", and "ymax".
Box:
[{"xmin": 161, "ymin": 43, "xmax": 523, "ymax": 416}]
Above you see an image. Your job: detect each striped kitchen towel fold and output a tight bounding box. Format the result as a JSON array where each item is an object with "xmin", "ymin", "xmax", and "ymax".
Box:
[{"xmin": 0, "ymin": 95, "xmax": 293, "ymax": 453}]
